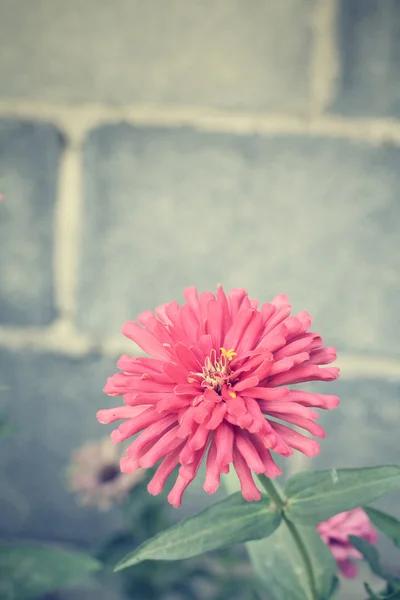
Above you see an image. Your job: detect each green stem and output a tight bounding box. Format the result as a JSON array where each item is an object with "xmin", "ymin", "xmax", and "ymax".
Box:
[
  {"xmin": 257, "ymin": 475, "xmax": 318, "ymax": 600},
  {"xmin": 282, "ymin": 515, "xmax": 318, "ymax": 600},
  {"xmin": 257, "ymin": 474, "xmax": 286, "ymax": 509}
]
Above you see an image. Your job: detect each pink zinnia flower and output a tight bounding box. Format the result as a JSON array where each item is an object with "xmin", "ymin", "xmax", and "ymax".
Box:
[
  {"xmin": 317, "ymin": 508, "xmax": 379, "ymax": 578},
  {"xmin": 67, "ymin": 437, "xmax": 145, "ymax": 511},
  {"xmin": 97, "ymin": 287, "xmax": 339, "ymax": 508}
]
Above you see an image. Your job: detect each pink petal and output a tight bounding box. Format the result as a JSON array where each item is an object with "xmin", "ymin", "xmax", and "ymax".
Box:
[
  {"xmin": 236, "ymin": 311, "xmax": 263, "ymax": 354},
  {"xmin": 273, "ymin": 336, "xmax": 312, "ymax": 359},
  {"xmin": 205, "ymin": 298, "xmax": 224, "ymax": 349},
  {"xmin": 189, "ymin": 424, "xmax": 210, "ymax": 451},
  {"xmin": 245, "ymin": 386, "xmax": 290, "ymax": 401},
  {"xmin": 200, "ymin": 291, "xmax": 216, "ymax": 320},
  {"xmin": 156, "ymin": 396, "xmax": 191, "ymax": 413},
  {"xmin": 206, "ymin": 402, "xmax": 227, "ymax": 430},
  {"xmin": 269, "ymin": 365, "xmax": 340, "ymax": 387},
  {"xmin": 183, "ymin": 287, "xmax": 201, "ymax": 320},
  {"xmin": 124, "ymin": 414, "xmax": 177, "ymax": 458},
  {"xmin": 286, "ymin": 390, "xmax": 340, "ymax": 409},
  {"xmin": 139, "ymin": 426, "xmax": 183, "ymax": 468},
  {"xmin": 198, "ymin": 334, "xmax": 213, "ymax": 357},
  {"xmin": 270, "ymin": 422, "xmax": 320, "ymax": 457},
  {"xmin": 224, "ymin": 308, "xmax": 254, "ymax": 350},
  {"xmin": 307, "ymin": 347, "xmax": 337, "ymax": 365},
  {"xmin": 177, "ymin": 407, "xmax": 197, "ymax": 438},
  {"xmin": 233, "ymin": 375, "xmax": 260, "ymax": 392},
  {"xmin": 228, "ymin": 289, "xmax": 249, "ymax": 319},
  {"xmin": 203, "ymin": 441, "xmax": 221, "ymax": 494},
  {"xmin": 259, "ymin": 401, "xmax": 318, "ymax": 420},
  {"xmin": 266, "ymin": 412, "xmax": 326, "ymax": 437},
  {"xmin": 251, "ymin": 437, "xmax": 282, "ymax": 477},
  {"xmin": 97, "ymin": 405, "xmax": 148, "ymax": 424},
  {"xmin": 168, "ymin": 474, "xmax": 193, "ymax": 508},
  {"xmin": 179, "ymin": 446, "xmax": 208, "ymax": 480},
  {"xmin": 232, "ymin": 447, "xmax": 262, "ymax": 502},
  {"xmin": 147, "ymin": 446, "xmax": 183, "ymax": 495},
  {"xmin": 179, "ymin": 303, "xmax": 200, "ymax": 344},
  {"xmin": 109, "ymin": 407, "xmax": 158, "ymax": 442},
  {"xmin": 121, "ymin": 321, "xmax": 169, "ymax": 360},
  {"xmin": 174, "ymin": 342, "xmax": 201, "ymax": 371},
  {"xmin": 163, "ymin": 361, "xmax": 189, "ymax": 384},
  {"xmin": 338, "ymin": 560, "xmax": 358, "ymax": 578},
  {"xmin": 235, "ymin": 433, "xmax": 265, "ymax": 473},
  {"xmin": 216, "ymin": 285, "xmax": 232, "ymax": 334},
  {"xmin": 214, "ymin": 422, "xmax": 234, "ymax": 466}
]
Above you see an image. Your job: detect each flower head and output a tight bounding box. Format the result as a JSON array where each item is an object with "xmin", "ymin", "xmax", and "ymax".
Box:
[
  {"xmin": 317, "ymin": 508, "xmax": 379, "ymax": 577},
  {"xmin": 97, "ymin": 287, "xmax": 339, "ymax": 507},
  {"xmin": 67, "ymin": 437, "xmax": 145, "ymax": 511}
]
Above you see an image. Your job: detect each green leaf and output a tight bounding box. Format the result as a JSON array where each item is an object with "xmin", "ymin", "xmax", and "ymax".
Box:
[
  {"xmin": 348, "ymin": 536, "xmax": 399, "ymax": 583},
  {"xmin": 246, "ymin": 521, "xmax": 337, "ymax": 600},
  {"xmin": 285, "ymin": 466, "xmax": 400, "ymax": 525},
  {"xmin": 349, "ymin": 536, "xmax": 384, "ymax": 578},
  {"xmin": 364, "ymin": 582, "xmax": 382, "ymax": 599},
  {"xmin": 223, "ymin": 473, "xmax": 337, "ymax": 600},
  {"xmin": 364, "ymin": 507, "xmax": 400, "ymax": 549},
  {"xmin": 0, "ymin": 544, "xmax": 101, "ymax": 600},
  {"xmin": 114, "ymin": 492, "xmax": 281, "ymax": 571},
  {"xmin": 364, "ymin": 582, "xmax": 400, "ymax": 600}
]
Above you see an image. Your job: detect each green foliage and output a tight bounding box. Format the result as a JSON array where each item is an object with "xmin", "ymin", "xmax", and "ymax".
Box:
[
  {"xmin": 285, "ymin": 466, "xmax": 400, "ymax": 525},
  {"xmin": 364, "ymin": 507, "xmax": 400, "ymax": 549},
  {"xmin": 0, "ymin": 544, "xmax": 101, "ymax": 600},
  {"xmin": 115, "ymin": 492, "xmax": 281, "ymax": 570},
  {"xmin": 246, "ymin": 521, "xmax": 337, "ymax": 600}
]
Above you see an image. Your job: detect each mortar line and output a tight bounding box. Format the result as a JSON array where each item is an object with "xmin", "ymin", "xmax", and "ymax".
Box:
[
  {"xmin": 0, "ymin": 324, "xmax": 400, "ymax": 380},
  {"xmin": 310, "ymin": 0, "xmax": 340, "ymax": 115},
  {"xmin": 53, "ymin": 142, "xmax": 83, "ymax": 319},
  {"xmin": 1, "ymin": 101, "xmax": 400, "ymax": 145}
]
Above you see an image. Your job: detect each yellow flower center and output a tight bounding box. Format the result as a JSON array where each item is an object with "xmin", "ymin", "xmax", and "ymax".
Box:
[{"xmin": 189, "ymin": 347, "xmax": 237, "ymax": 394}]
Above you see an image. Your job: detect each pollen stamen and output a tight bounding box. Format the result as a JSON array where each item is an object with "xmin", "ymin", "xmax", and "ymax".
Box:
[{"xmin": 189, "ymin": 348, "xmax": 237, "ymax": 395}]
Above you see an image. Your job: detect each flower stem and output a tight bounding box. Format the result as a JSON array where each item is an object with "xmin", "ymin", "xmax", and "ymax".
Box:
[
  {"xmin": 257, "ymin": 475, "xmax": 318, "ymax": 600},
  {"xmin": 257, "ymin": 474, "xmax": 286, "ymax": 509},
  {"xmin": 282, "ymin": 515, "xmax": 318, "ymax": 600}
]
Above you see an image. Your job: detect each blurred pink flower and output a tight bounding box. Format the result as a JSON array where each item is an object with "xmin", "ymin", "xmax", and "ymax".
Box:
[
  {"xmin": 317, "ymin": 508, "xmax": 379, "ymax": 577},
  {"xmin": 97, "ymin": 287, "xmax": 339, "ymax": 507},
  {"xmin": 67, "ymin": 437, "xmax": 145, "ymax": 511}
]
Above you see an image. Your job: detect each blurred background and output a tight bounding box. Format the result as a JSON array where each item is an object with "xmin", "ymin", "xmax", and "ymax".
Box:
[{"xmin": 0, "ymin": 1, "xmax": 400, "ymax": 598}]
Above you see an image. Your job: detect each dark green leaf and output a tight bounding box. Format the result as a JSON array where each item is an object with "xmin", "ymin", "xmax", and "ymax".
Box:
[
  {"xmin": 0, "ymin": 544, "xmax": 101, "ymax": 600},
  {"xmin": 327, "ymin": 575, "xmax": 340, "ymax": 599},
  {"xmin": 115, "ymin": 492, "xmax": 281, "ymax": 571},
  {"xmin": 223, "ymin": 474, "xmax": 337, "ymax": 600},
  {"xmin": 384, "ymin": 582, "xmax": 400, "ymax": 599},
  {"xmin": 348, "ymin": 536, "xmax": 398, "ymax": 583},
  {"xmin": 365, "ymin": 582, "xmax": 400, "ymax": 600},
  {"xmin": 349, "ymin": 536, "xmax": 384, "ymax": 578},
  {"xmin": 246, "ymin": 521, "xmax": 337, "ymax": 600},
  {"xmin": 364, "ymin": 507, "xmax": 400, "ymax": 549},
  {"xmin": 364, "ymin": 582, "xmax": 382, "ymax": 599},
  {"xmin": 285, "ymin": 467, "xmax": 400, "ymax": 525}
]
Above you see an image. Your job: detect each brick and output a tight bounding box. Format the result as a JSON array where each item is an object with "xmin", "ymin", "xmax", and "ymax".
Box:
[
  {"xmin": 302, "ymin": 376, "xmax": 400, "ymax": 573},
  {"xmin": 79, "ymin": 124, "xmax": 400, "ymax": 358},
  {"xmin": 0, "ymin": 0, "xmax": 312, "ymax": 113},
  {"xmin": 333, "ymin": 0, "xmax": 400, "ymax": 117},
  {"xmin": 0, "ymin": 120, "xmax": 63, "ymax": 326},
  {"xmin": 0, "ymin": 349, "xmax": 124, "ymax": 544}
]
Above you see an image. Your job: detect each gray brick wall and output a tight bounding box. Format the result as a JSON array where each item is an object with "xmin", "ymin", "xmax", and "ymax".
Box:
[{"xmin": 0, "ymin": 1, "xmax": 399, "ymax": 598}]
